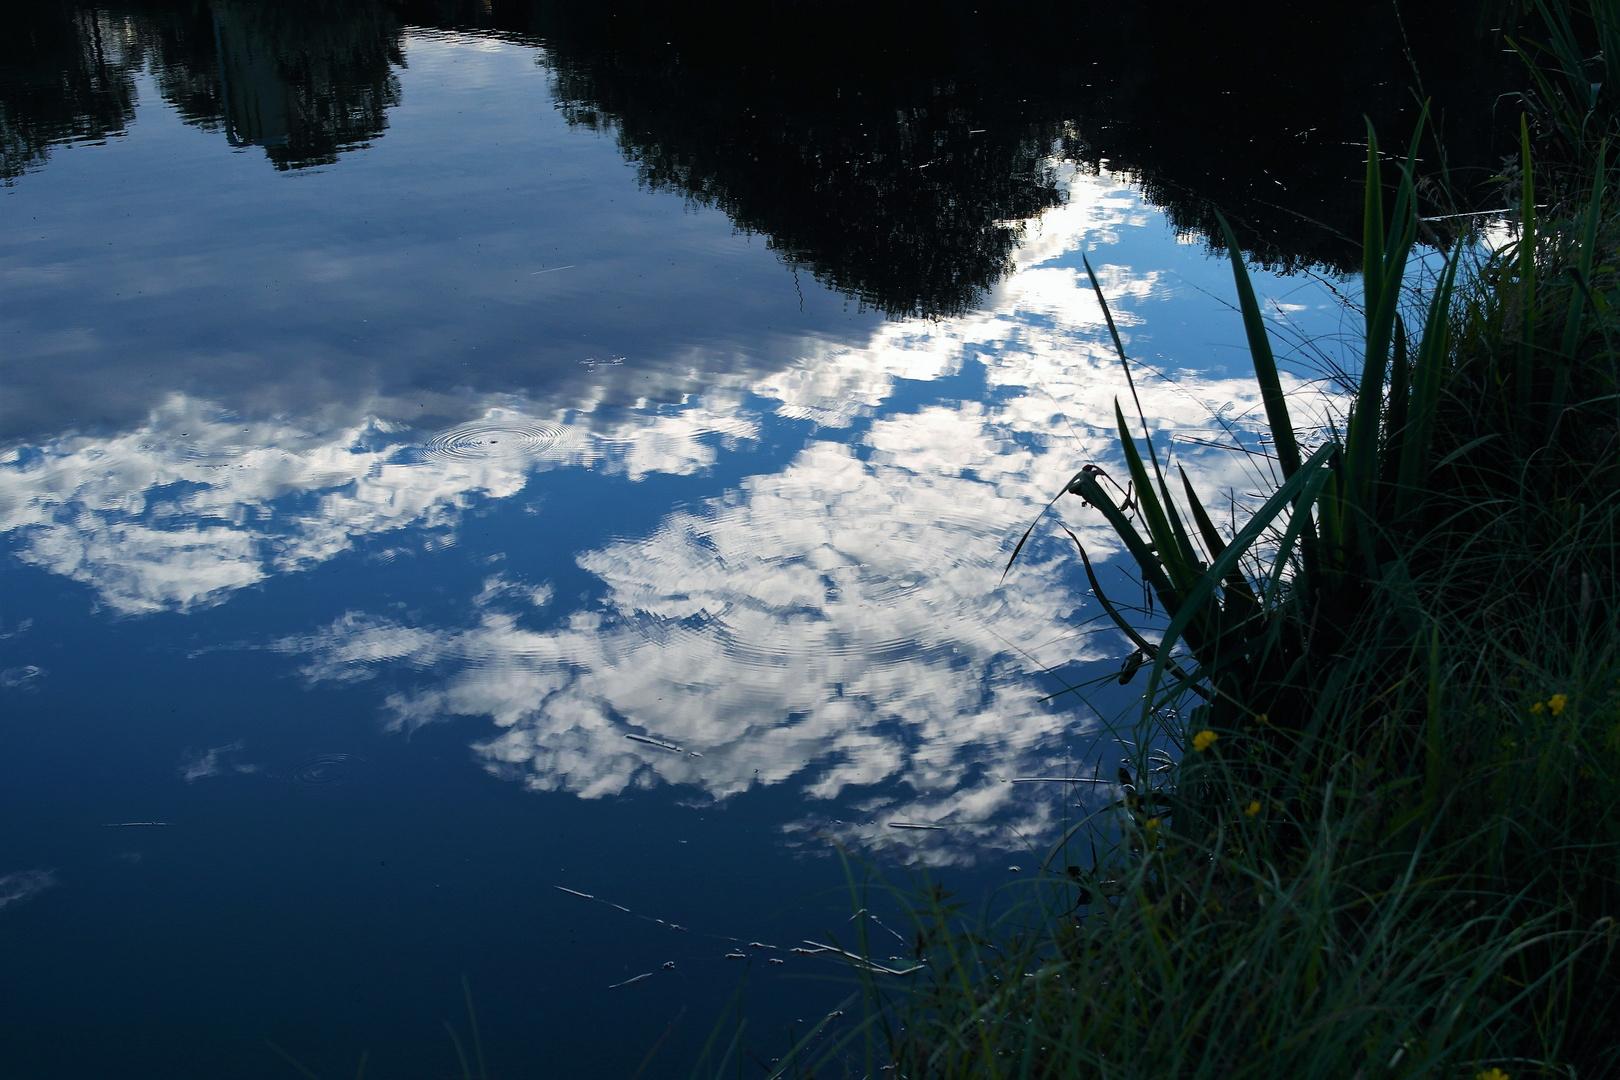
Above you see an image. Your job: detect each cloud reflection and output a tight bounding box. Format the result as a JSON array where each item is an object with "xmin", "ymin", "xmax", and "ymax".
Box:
[
  {"xmin": 0, "ymin": 395, "xmax": 755, "ymax": 614},
  {"xmin": 275, "ymin": 173, "xmax": 1313, "ymax": 863},
  {"xmin": 0, "ymin": 870, "xmax": 57, "ymax": 912},
  {"xmin": 0, "ymin": 169, "xmax": 1329, "ymax": 863}
]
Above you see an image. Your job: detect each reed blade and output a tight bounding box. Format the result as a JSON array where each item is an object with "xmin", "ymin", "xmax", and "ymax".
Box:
[
  {"xmin": 1395, "ymin": 250, "xmax": 1461, "ymax": 518},
  {"xmin": 1070, "ymin": 471, "xmax": 1181, "ymax": 616},
  {"xmin": 1113, "ymin": 400, "xmax": 1198, "ymax": 594},
  {"xmin": 1133, "ymin": 442, "xmax": 1339, "ymax": 720},
  {"xmin": 1515, "ymin": 114, "xmax": 1538, "ymax": 411},
  {"xmin": 1216, "ymin": 211, "xmax": 1302, "ymax": 483}
]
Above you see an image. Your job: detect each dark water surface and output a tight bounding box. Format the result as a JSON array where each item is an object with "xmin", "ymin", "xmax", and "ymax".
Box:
[{"xmin": 0, "ymin": 3, "xmax": 1518, "ymax": 1077}]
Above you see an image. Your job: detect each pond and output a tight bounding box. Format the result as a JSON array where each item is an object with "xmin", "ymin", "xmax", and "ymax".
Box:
[{"xmin": 0, "ymin": 2, "xmax": 1519, "ymax": 1077}]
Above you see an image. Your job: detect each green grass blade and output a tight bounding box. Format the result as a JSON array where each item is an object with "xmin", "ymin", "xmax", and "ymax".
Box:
[
  {"xmin": 1157, "ymin": 468, "xmax": 1204, "ymax": 577},
  {"xmin": 1348, "ymin": 139, "xmax": 1418, "ymax": 523},
  {"xmin": 461, "ymin": 976, "xmax": 487, "ymax": 1080},
  {"xmin": 1135, "ymin": 441, "xmax": 1339, "ymax": 719},
  {"xmin": 1179, "ymin": 466, "xmax": 1259, "ymax": 608},
  {"xmin": 1113, "ymin": 400, "xmax": 1198, "ymax": 594},
  {"xmin": 1064, "ymin": 526, "xmax": 1168, "ymax": 661},
  {"xmin": 1178, "ymin": 465, "xmax": 1228, "ymax": 562},
  {"xmin": 1002, "ymin": 473, "xmax": 1089, "ymax": 581},
  {"xmin": 266, "ymin": 1041, "xmax": 324, "ymax": 1080},
  {"xmin": 1083, "ymin": 254, "xmax": 1159, "ymax": 461},
  {"xmin": 1555, "ymin": 139, "xmax": 1605, "ymax": 412},
  {"xmin": 1363, "ymin": 123, "xmax": 1386, "ymax": 342},
  {"xmin": 1262, "ymin": 462, "xmax": 1338, "ymax": 604},
  {"xmin": 444, "ymin": 1022, "xmax": 473, "ymax": 1080},
  {"xmin": 1383, "ymin": 315, "xmax": 1411, "ymax": 492},
  {"xmin": 1216, "ymin": 211, "xmax": 1302, "ymax": 483},
  {"xmin": 1083, "ymin": 255, "xmax": 1203, "ymax": 579},
  {"xmin": 1070, "ymin": 471, "xmax": 1182, "ymax": 615},
  {"xmin": 1516, "ymin": 114, "xmax": 1537, "ymax": 411},
  {"xmin": 1395, "ymin": 250, "xmax": 1461, "ymax": 518}
]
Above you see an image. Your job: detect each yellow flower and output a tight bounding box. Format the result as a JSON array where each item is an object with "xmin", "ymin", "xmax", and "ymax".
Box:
[
  {"xmin": 1549, "ymin": 693, "xmax": 1569, "ymax": 716},
  {"xmin": 1192, "ymin": 730, "xmax": 1218, "ymax": 752},
  {"xmin": 1245, "ymin": 801, "xmax": 1261, "ymax": 817},
  {"xmin": 1475, "ymin": 1069, "xmax": 1511, "ymax": 1080},
  {"xmin": 1530, "ymin": 701, "xmax": 1546, "ymax": 715},
  {"xmin": 1254, "ymin": 713, "xmax": 1269, "ymax": 725},
  {"xmin": 1144, "ymin": 818, "xmax": 1161, "ymax": 832}
]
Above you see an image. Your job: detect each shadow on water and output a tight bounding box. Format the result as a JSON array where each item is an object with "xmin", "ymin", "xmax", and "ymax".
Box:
[{"xmin": 5, "ymin": 0, "xmax": 1525, "ymax": 315}]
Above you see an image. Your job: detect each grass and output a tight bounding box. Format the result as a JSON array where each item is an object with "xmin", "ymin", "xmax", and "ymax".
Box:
[{"xmin": 807, "ymin": 3, "xmax": 1620, "ymax": 1077}]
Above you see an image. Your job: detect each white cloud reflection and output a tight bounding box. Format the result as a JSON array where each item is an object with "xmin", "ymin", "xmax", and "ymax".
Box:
[
  {"xmin": 0, "ymin": 169, "xmax": 1332, "ymax": 863},
  {"xmin": 272, "ymin": 172, "xmax": 1316, "ymax": 864},
  {"xmin": 0, "ymin": 396, "xmax": 756, "ymax": 614},
  {"xmin": 0, "ymin": 869, "xmax": 57, "ymax": 912}
]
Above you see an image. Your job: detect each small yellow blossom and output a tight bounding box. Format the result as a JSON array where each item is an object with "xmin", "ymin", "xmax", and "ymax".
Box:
[
  {"xmin": 1475, "ymin": 1068, "xmax": 1511, "ymax": 1080},
  {"xmin": 1549, "ymin": 693, "xmax": 1569, "ymax": 716},
  {"xmin": 1192, "ymin": 730, "xmax": 1218, "ymax": 752},
  {"xmin": 1245, "ymin": 801, "xmax": 1261, "ymax": 817},
  {"xmin": 1530, "ymin": 701, "xmax": 1546, "ymax": 715},
  {"xmin": 1254, "ymin": 713, "xmax": 1269, "ymax": 725},
  {"xmin": 1144, "ymin": 818, "xmax": 1161, "ymax": 832}
]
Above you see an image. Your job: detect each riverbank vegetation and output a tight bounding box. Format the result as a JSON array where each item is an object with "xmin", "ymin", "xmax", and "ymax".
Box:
[{"xmin": 842, "ymin": 3, "xmax": 1620, "ymax": 1077}]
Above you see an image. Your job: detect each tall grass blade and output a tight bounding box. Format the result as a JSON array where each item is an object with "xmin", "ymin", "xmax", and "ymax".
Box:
[
  {"xmin": 443, "ymin": 1021, "xmax": 473, "ymax": 1080},
  {"xmin": 1179, "ymin": 466, "xmax": 1259, "ymax": 608},
  {"xmin": 461, "ymin": 976, "xmax": 487, "ymax": 1080},
  {"xmin": 1395, "ymin": 249, "xmax": 1460, "ymax": 519},
  {"xmin": 1348, "ymin": 126, "xmax": 1419, "ymax": 521},
  {"xmin": 1260, "ymin": 462, "xmax": 1338, "ymax": 605},
  {"xmin": 1517, "ymin": 114, "xmax": 1538, "ymax": 409},
  {"xmin": 1064, "ymin": 527, "xmax": 1163, "ymax": 661},
  {"xmin": 1083, "ymin": 255, "xmax": 1205, "ymax": 580},
  {"xmin": 1216, "ymin": 211, "xmax": 1302, "ymax": 483},
  {"xmin": 1384, "ymin": 316, "xmax": 1412, "ymax": 490},
  {"xmin": 1066, "ymin": 469, "xmax": 1181, "ymax": 611},
  {"xmin": 1555, "ymin": 139, "xmax": 1605, "ymax": 413},
  {"xmin": 1084, "ymin": 441, "xmax": 1336, "ymax": 720},
  {"xmin": 266, "ymin": 1041, "xmax": 324, "ymax": 1080},
  {"xmin": 1112, "ymin": 401, "xmax": 1199, "ymax": 594}
]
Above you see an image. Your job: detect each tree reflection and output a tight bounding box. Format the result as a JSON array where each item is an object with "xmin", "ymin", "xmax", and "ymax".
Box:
[
  {"xmin": 0, "ymin": 0, "xmax": 401, "ymax": 179},
  {"xmin": 422, "ymin": 0, "xmax": 1522, "ymax": 297},
  {"xmin": 2, "ymin": 0, "xmax": 1523, "ymax": 309},
  {"xmin": 209, "ymin": 0, "xmax": 402, "ymax": 169},
  {"xmin": 0, "ymin": 4, "xmax": 142, "ymax": 182}
]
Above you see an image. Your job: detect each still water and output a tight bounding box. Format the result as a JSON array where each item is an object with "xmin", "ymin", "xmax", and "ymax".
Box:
[{"xmin": 0, "ymin": 3, "xmax": 1510, "ymax": 1077}]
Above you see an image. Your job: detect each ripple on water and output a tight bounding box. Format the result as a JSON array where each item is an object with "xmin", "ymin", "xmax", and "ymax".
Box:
[
  {"xmin": 421, "ymin": 420, "xmax": 564, "ymax": 464},
  {"xmin": 714, "ymin": 630, "xmax": 919, "ymax": 670},
  {"xmin": 287, "ymin": 753, "xmax": 364, "ymax": 788}
]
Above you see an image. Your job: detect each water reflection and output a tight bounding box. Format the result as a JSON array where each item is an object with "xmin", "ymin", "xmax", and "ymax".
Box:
[
  {"xmin": 211, "ymin": 0, "xmax": 402, "ymax": 168},
  {"xmin": 0, "ymin": 1, "xmax": 1353, "ymax": 868},
  {"xmin": 0, "ymin": 395, "xmax": 753, "ymax": 613},
  {"xmin": 0, "ymin": 169, "xmax": 1318, "ymax": 868},
  {"xmin": 0, "ymin": 1, "xmax": 402, "ymax": 178},
  {"xmin": 0, "ymin": 4, "xmax": 140, "ymax": 181},
  {"xmin": 4, "ymin": 1, "xmax": 1523, "ymax": 313},
  {"xmin": 253, "ymin": 177, "xmax": 1318, "ymax": 865}
]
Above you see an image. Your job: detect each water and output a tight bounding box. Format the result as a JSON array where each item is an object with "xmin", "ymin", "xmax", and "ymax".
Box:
[{"xmin": 0, "ymin": 3, "xmax": 1517, "ymax": 1077}]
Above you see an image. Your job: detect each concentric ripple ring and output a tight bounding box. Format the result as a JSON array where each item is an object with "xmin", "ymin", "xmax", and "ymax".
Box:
[
  {"xmin": 423, "ymin": 420, "xmax": 563, "ymax": 463},
  {"xmin": 288, "ymin": 753, "xmax": 364, "ymax": 788}
]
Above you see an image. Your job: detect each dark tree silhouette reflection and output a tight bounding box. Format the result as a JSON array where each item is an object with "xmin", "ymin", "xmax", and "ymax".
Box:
[
  {"xmin": 0, "ymin": 4, "xmax": 142, "ymax": 182},
  {"xmin": 0, "ymin": 0, "xmax": 401, "ymax": 179},
  {"xmin": 3, "ymin": 0, "xmax": 1525, "ymax": 314}
]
